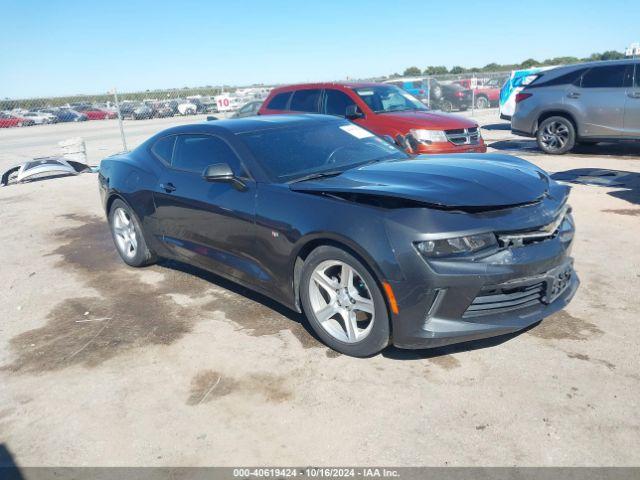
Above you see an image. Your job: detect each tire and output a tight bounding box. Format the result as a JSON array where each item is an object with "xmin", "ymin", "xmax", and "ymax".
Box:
[
  {"xmin": 431, "ymin": 84, "xmax": 442, "ymax": 100},
  {"xmin": 440, "ymin": 100, "xmax": 453, "ymax": 112},
  {"xmin": 108, "ymin": 199, "xmax": 156, "ymax": 267},
  {"xmin": 300, "ymin": 246, "xmax": 390, "ymax": 357},
  {"xmin": 475, "ymin": 96, "xmax": 490, "ymax": 109},
  {"xmin": 536, "ymin": 116, "xmax": 575, "ymax": 154}
]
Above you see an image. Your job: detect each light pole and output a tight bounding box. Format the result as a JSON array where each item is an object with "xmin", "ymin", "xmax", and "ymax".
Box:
[{"xmin": 110, "ymin": 88, "xmax": 128, "ymax": 152}]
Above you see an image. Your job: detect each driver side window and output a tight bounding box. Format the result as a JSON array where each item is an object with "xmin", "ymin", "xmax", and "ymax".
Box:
[
  {"xmin": 171, "ymin": 134, "xmax": 244, "ymax": 177},
  {"xmin": 324, "ymin": 89, "xmax": 357, "ymax": 117}
]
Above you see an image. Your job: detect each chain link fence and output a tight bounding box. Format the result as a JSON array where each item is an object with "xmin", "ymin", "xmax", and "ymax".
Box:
[
  {"xmin": 0, "ymin": 72, "xmax": 511, "ymax": 176},
  {"xmin": 0, "ymin": 86, "xmax": 274, "ymax": 175},
  {"xmin": 382, "ymin": 71, "xmax": 510, "ymax": 113}
]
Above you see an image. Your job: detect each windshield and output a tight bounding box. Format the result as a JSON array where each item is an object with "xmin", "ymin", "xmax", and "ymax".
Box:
[
  {"xmin": 353, "ymin": 85, "xmax": 427, "ymax": 113},
  {"xmin": 240, "ymin": 121, "xmax": 408, "ymax": 182}
]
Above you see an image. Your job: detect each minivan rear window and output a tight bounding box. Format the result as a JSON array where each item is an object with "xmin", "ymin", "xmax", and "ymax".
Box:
[{"xmin": 266, "ymin": 92, "xmax": 292, "ymax": 110}]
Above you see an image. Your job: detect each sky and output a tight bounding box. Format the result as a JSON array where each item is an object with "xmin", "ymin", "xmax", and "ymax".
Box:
[{"xmin": 1, "ymin": 0, "xmax": 638, "ymax": 99}]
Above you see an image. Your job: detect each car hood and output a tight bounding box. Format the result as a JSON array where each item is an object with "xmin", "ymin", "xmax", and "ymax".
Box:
[
  {"xmin": 290, "ymin": 154, "xmax": 553, "ymax": 209},
  {"xmin": 374, "ymin": 110, "xmax": 477, "ymax": 130}
]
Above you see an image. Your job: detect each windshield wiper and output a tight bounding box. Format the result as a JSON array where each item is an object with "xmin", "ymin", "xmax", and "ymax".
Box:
[{"xmin": 289, "ymin": 170, "xmax": 345, "ymax": 184}]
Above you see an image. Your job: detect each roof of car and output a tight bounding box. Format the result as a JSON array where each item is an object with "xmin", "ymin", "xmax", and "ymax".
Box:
[
  {"xmin": 216, "ymin": 114, "xmax": 346, "ymax": 133},
  {"xmin": 546, "ymin": 58, "xmax": 636, "ymax": 73},
  {"xmin": 383, "ymin": 77, "xmax": 425, "ymax": 82},
  {"xmin": 269, "ymin": 81, "xmax": 385, "ymax": 93},
  {"xmin": 152, "ymin": 114, "xmax": 345, "ymax": 138}
]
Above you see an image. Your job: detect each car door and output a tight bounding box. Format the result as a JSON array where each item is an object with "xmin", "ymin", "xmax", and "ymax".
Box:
[
  {"xmin": 152, "ymin": 133, "xmax": 259, "ymax": 284},
  {"xmin": 624, "ymin": 63, "xmax": 640, "ymax": 137},
  {"xmin": 566, "ymin": 64, "xmax": 630, "ymax": 137}
]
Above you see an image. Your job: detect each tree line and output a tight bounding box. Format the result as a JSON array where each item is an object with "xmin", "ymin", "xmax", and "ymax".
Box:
[{"xmin": 398, "ymin": 50, "xmax": 628, "ymax": 77}]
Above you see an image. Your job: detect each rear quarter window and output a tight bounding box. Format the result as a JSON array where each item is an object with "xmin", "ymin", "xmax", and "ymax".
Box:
[
  {"xmin": 266, "ymin": 92, "xmax": 292, "ymax": 110},
  {"xmin": 151, "ymin": 135, "xmax": 175, "ymax": 164}
]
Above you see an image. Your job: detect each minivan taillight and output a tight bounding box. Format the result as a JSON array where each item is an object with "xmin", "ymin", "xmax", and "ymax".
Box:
[
  {"xmin": 455, "ymin": 91, "xmax": 465, "ymax": 98},
  {"xmin": 515, "ymin": 93, "xmax": 532, "ymax": 103}
]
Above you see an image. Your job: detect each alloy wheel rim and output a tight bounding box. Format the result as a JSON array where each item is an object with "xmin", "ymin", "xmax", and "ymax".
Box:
[
  {"xmin": 540, "ymin": 121, "xmax": 569, "ymax": 151},
  {"xmin": 308, "ymin": 260, "xmax": 375, "ymax": 343},
  {"xmin": 112, "ymin": 207, "xmax": 138, "ymax": 259}
]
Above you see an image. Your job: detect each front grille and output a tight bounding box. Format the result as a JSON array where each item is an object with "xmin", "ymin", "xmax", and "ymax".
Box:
[
  {"xmin": 463, "ymin": 281, "xmax": 545, "ymax": 318},
  {"xmin": 497, "ymin": 206, "xmax": 570, "ymax": 248},
  {"xmin": 445, "ymin": 127, "xmax": 479, "ymax": 145}
]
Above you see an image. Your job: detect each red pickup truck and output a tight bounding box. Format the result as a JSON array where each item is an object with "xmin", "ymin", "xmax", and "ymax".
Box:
[
  {"xmin": 258, "ymin": 82, "xmax": 486, "ymax": 154},
  {"xmin": 453, "ymin": 78, "xmax": 501, "ymax": 109}
]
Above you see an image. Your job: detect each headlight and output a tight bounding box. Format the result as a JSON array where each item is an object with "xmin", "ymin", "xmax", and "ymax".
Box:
[
  {"xmin": 410, "ymin": 129, "xmax": 447, "ymax": 144},
  {"xmin": 415, "ymin": 233, "xmax": 498, "ymax": 258},
  {"xmin": 559, "ymin": 212, "xmax": 575, "ymax": 243}
]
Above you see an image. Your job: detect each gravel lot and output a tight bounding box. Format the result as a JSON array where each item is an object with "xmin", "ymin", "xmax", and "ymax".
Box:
[{"xmin": 1, "ymin": 109, "xmax": 639, "ymax": 466}]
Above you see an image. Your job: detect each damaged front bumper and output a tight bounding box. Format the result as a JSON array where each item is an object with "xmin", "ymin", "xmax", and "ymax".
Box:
[
  {"xmin": 390, "ymin": 261, "xmax": 579, "ymax": 349},
  {"xmin": 383, "ymin": 195, "xmax": 579, "ymax": 349}
]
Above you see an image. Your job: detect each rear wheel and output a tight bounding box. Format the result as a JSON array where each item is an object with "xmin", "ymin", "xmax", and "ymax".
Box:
[
  {"xmin": 108, "ymin": 199, "xmax": 156, "ymax": 267},
  {"xmin": 475, "ymin": 96, "xmax": 490, "ymax": 109},
  {"xmin": 300, "ymin": 246, "xmax": 390, "ymax": 357},
  {"xmin": 537, "ymin": 116, "xmax": 575, "ymax": 154}
]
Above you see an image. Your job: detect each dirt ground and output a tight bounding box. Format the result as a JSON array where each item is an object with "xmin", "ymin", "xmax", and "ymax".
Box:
[{"xmin": 0, "ymin": 110, "xmax": 639, "ymax": 466}]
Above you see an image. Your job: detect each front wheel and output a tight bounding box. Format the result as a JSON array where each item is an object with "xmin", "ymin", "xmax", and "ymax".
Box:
[
  {"xmin": 440, "ymin": 100, "xmax": 453, "ymax": 112},
  {"xmin": 108, "ymin": 199, "xmax": 156, "ymax": 267},
  {"xmin": 300, "ymin": 246, "xmax": 390, "ymax": 357},
  {"xmin": 537, "ymin": 116, "xmax": 575, "ymax": 154}
]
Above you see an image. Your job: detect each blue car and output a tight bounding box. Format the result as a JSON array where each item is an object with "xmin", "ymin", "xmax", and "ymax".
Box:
[
  {"xmin": 43, "ymin": 108, "xmax": 88, "ymax": 123},
  {"xmin": 383, "ymin": 77, "xmax": 430, "ymax": 102}
]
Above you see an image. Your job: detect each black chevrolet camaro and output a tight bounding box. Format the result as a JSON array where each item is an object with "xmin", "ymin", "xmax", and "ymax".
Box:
[{"xmin": 98, "ymin": 114, "xmax": 578, "ymax": 357}]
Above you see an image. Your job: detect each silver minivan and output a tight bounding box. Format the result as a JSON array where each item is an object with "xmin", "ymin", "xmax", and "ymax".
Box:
[{"xmin": 511, "ymin": 60, "xmax": 640, "ymax": 154}]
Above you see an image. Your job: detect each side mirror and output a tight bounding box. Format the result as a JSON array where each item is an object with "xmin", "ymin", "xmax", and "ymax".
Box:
[
  {"xmin": 345, "ymin": 105, "xmax": 364, "ymax": 120},
  {"xmin": 202, "ymin": 163, "xmax": 246, "ymax": 190}
]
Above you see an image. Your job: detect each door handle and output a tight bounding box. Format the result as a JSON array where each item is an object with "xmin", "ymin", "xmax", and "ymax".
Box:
[
  {"xmin": 160, "ymin": 182, "xmax": 176, "ymax": 193},
  {"xmin": 628, "ymin": 91, "xmax": 640, "ymax": 99},
  {"xmin": 567, "ymin": 92, "xmax": 581, "ymax": 99}
]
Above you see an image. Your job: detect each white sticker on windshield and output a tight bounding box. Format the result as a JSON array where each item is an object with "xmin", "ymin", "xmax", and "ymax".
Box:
[{"xmin": 340, "ymin": 124, "xmax": 373, "ymax": 139}]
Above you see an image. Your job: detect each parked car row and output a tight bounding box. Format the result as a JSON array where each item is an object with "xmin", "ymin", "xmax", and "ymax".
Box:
[
  {"xmin": 0, "ymin": 98, "xmax": 211, "ymax": 128},
  {"xmin": 1, "ymin": 106, "xmax": 93, "ymax": 128},
  {"xmin": 383, "ymin": 76, "xmax": 505, "ymax": 112}
]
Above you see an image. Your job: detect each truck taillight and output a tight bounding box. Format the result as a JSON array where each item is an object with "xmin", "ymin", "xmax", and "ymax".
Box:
[{"xmin": 515, "ymin": 93, "xmax": 532, "ymax": 103}]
